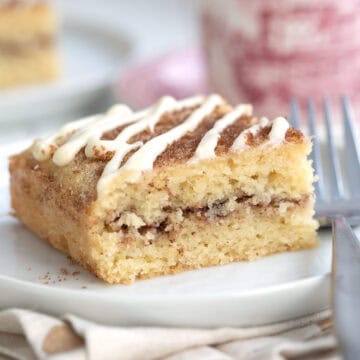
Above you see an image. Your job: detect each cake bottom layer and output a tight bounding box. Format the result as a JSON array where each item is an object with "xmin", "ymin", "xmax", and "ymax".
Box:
[
  {"xmin": 12, "ymin": 183, "xmax": 318, "ymax": 284},
  {"xmin": 10, "ymin": 155, "xmax": 318, "ymax": 285},
  {"xmin": 0, "ymin": 47, "xmax": 59, "ymax": 88},
  {"xmin": 88, "ymin": 207, "xmax": 318, "ymax": 284}
]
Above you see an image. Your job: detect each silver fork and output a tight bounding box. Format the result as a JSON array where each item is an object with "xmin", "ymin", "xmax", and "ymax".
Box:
[{"xmin": 290, "ymin": 97, "xmax": 360, "ymax": 360}]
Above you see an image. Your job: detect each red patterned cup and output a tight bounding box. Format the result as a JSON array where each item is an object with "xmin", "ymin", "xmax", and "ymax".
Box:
[{"xmin": 201, "ymin": 0, "xmax": 360, "ymax": 117}]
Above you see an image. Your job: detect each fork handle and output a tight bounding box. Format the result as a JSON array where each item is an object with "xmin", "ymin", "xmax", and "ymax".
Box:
[{"xmin": 332, "ymin": 216, "xmax": 360, "ymax": 360}]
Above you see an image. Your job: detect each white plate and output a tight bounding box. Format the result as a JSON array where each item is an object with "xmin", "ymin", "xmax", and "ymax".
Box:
[
  {"xmin": 0, "ymin": 18, "xmax": 132, "ymax": 123},
  {"xmin": 1, "ymin": 143, "xmax": 355, "ymax": 328}
]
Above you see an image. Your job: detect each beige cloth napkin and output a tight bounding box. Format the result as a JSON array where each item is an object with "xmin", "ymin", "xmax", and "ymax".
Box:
[{"xmin": 0, "ymin": 309, "xmax": 339, "ymax": 360}]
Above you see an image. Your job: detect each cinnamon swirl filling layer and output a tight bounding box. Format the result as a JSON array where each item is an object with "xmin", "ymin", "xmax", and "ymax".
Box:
[{"xmin": 105, "ymin": 195, "xmax": 310, "ymax": 240}]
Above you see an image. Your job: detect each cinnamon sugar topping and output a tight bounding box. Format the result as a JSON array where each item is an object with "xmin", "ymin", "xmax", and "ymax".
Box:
[{"xmin": 31, "ymin": 94, "xmax": 298, "ymax": 195}]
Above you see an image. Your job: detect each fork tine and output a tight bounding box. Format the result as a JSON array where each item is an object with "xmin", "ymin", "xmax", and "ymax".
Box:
[
  {"xmin": 323, "ymin": 98, "xmax": 345, "ymax": 199},
  {"xmin": 307, "ymin": 98, "xmax": 325, "ymax": 201},
  {"xmin": 289, "ymin": 99, "xmax": 301, "ymax": 129},
  {"xmin": 341, "ymin": 96, "xmax": 360, "ymax": 197}
]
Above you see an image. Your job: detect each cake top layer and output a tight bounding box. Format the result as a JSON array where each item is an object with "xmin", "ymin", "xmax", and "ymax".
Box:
[{"xmin": 30, "ymin": 94, "xmax": 303, "ymax": 193}]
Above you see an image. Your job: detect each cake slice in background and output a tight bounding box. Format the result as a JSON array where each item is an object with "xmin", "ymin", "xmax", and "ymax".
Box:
[
  {"xmin": 9, "ymin": 94, "xmax": 318, "ymax": 284},
  {"xmin": 0, "ymin": 0, "xmax": 60, "ymax": 89}
]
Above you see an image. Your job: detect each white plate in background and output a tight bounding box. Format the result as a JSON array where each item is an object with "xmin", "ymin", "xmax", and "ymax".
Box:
[
  {"xmin": 0, "ymin": 18, "xmax": 132, "ymax": 123},
  {"xmin": 0, "ymin": 141, "xmax": 341, "ymax": 327}
]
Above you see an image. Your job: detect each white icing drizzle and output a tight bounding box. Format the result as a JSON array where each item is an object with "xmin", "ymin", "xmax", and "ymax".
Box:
[
  {"xmin": 189, "ymin": 104, "xmax": 253, "ymax": 163},
  {"xmin": 105, "ymin": 94, "xmax": 224, "ymax": 186},
  {"xmin": 231, "ymin": 117, "xmax": 270, "ymax": 151},
  {"xmin": 52, "ymin": 105, "xmax": 136, "ymax": 166},
  {"xmin": 98, "ymin": 96, "xmax": 184, "ymax": 180},
  {"xmin": 231, "ymin": 116, "xmax": 289, "ymax": 151},
  {"xmin": 31, "ymin": 94, "xmax": 291, "ymax": 196},
  {"xmin": 83, "ymin": 97, "xmax": 177, "ymax": 161},
  {"xmin": 268, "ymin": 117, "xmax": 290, "ymax": 144},
  {"xmin": 33, "ymin": 96, "xmax": 202, "ymax": 166},
  {"xmin": 32, "ymin": 115, "xmax": 101, "ymax": 161},
  {"xmin": 31, "ymin": 94, "xmax": 204, "ymax": 191}
]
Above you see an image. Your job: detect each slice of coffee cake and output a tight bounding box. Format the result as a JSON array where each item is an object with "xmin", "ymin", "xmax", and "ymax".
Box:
[
  {"xmin": 9, "ymin": 94, "xmax": 318, "ymax": 284},
  {"xmin": 0, "ymin": 0, "xmax": 60, "ymax": 88}
]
